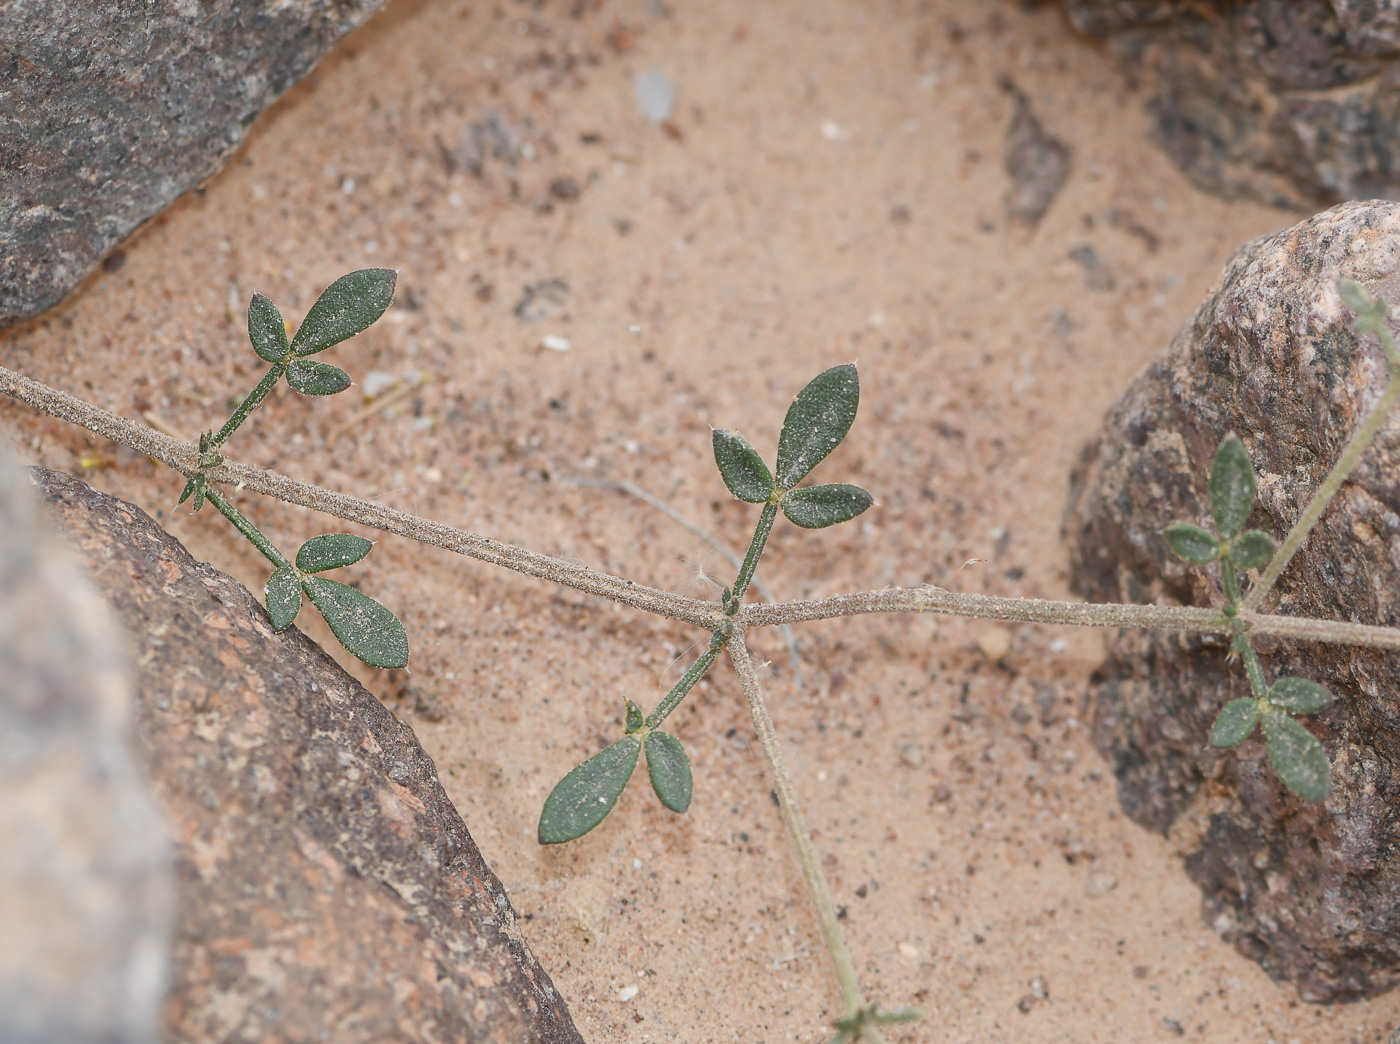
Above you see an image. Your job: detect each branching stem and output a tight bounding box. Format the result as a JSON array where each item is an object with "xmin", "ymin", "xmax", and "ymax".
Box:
[
  {"xmin": 646, "ymin": 633, "xmax": 724, "ymax": 729},
  {"xmin": 211, "ymin": 364, "xmax": 284, "ymax": 449}
]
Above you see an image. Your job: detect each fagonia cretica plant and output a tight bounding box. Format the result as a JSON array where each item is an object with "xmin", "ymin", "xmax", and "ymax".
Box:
[{"xmin": 6, "ymin": 271, "xmax": 1400, "ymax": 1042}]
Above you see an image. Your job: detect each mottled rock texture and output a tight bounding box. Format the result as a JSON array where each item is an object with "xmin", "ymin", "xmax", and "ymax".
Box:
[
  {"xmin": 31, "ymin": 468, "xmax": 583, "ymax": 1043},
  {"xmin": 1066, "ymin": 201, "xmax": 1400, "ymax": 1001},
  {"xmin": 0, "ymin": 0, "xmax": 386, "ymax": 329},
  {"xmin": 0, "ymin": 452, "xmax": 171, "ymax": 1044},
  {"xmin": 1061, "ymin": 0, "xmax": 1400, "ymax": 207}
]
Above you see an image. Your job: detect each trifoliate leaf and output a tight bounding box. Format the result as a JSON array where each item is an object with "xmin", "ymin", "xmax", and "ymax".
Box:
[
  {"xmin": 775, "ymin": 364, "xmax": 859, "ymax": 489},
  {"xmin": 302, "ymin": 575, "xmax": 409, "ymax": 669},
  {"xmin": 286, "ymin": 359, "xmax": 353, "ymax": 396},
  {"xmin": 1269, "ymin": 676, "xmax": 1333, "ymax": 714},
  {"xmin": 780, "ymin": 483, "xmax": 872, "ymax": 529},
  {"xmin": 644, "ymin": 731, "xmax": 693, "ymax": 813},
  {"xmin": 264, "ymin": 566, "xmax": 302, "ymax": 631},
  {"xmin": 248, "ymin": 293, "xmax": 289, "ymax": 362},
  {"xmin": 296, "ymin": 533, "xmax": 373, "ymax": 573},
  {"xmin": 1263, "ymin": 710, "xmax": 1330, "ymax": 801},
  {"xmin": 291, "ymin": 268, "xmax": 397, "ymax": 356},
  {"xmin": 1210, "ymin": 698, "xmax": 1260, "ymax": 748},
  {"xmin": 1209, "ymin": 435, "xmax": 1255, "ymax": 539},
  {"xmin": 1228, "ymin": 529, "xmax": 1277, "ymax": 569},
  {"xmin": 538, "ymin": 736, "xmax": 641, "ymax": 844},
  {"xmin": 1164, "ymin": 522, "xmax": 1220, "ymax": 564},
  {"xmin": 712, "ymin": 429, "xmax": 775, "ymax": 503}
]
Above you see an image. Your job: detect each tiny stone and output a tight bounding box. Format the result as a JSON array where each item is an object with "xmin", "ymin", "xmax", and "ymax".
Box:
[
  {"xmin": 976, "ymin": 626, "xmax": 1012, "ymax": 663},
  {"xmin": 897, "ymin": 942, "xmax": 920, "ymax": 960},
  {"xmin": 541, "ymin": 334, "xmax": 572, "ymax": 352},
  {"xmin": 1018, "ymin": 994, "xmax": 1037, "ymax": 1013},
  {"xmin": 932, "ymin": 783, "xmax": 953, "ymax": 803},
  {"xmin": 899, "ymin": 742, "xmax": 924, "ymax": 767},
  {"xmin": 634, "ymin": 68, "xmax": 677, "ymax": 124},
  {"xmin": 616, "ymin": 984, "xmax": 639, "ymax": 1002},
  {"xmin": 1085, "ymin": 872, "xmax": 1118, "ymax": 897},
  {"xmin": 549, "ymin": 177, "xmax": 580, "ymax": 201}
]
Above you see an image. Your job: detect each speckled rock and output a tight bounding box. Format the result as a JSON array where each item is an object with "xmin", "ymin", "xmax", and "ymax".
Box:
[
  {"xmin": 0, "ymin": 0, "xmax": 386, "ymax": 329},
  {"xmin": 1060, "ymin": 0, "xmax": 1400, "ymax": 207},
  {"xmin": 30, "ymin": 468, "xmax": 583, "ymax": 1043},
  {"xmin": 1066, "ymin": 200, "xmax": 1400, "ymax": 1001},
  {"xmin": 0, "ymin": 453, "xmax": 171, "ymax": 1044}
]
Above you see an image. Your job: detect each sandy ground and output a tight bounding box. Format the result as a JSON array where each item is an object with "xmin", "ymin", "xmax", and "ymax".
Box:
[{"xmin": 6, "ymin": 1, "xmax": 1400, "ymax": 1041}]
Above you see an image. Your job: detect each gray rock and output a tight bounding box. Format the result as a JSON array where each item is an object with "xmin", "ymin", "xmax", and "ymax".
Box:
[
  {"xmin": 0, "ymin": 0, "xmax": 387, "ymax": 329},
  {"xmin": 0, "ymin": 452, "xmax": 172, "ymax": 1044},
  {"xmin": 1004, "ymin": 90, "xmax": 1071, "ymax": 227},
  {"xmin": 1060, "ymin": 0, "xmax": 1400, "ymax": 207},
  {"xmin": 1066, "ymin": 200, "xmax": 1400, "ymax": 1001},
  {"xmin": 635, "ymin": 67, "xmax": 678, "ymax": 124},
  {"xmin": 30, "ymin": 468, "xmax": 584, "ymax": 1042}
]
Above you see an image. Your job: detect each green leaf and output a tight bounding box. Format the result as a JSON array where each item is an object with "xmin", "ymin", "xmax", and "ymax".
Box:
[
  {"xmin": 775, "ymin": 364, "xmax": 860, "ymax": 489},
  {"xmin": 290, "ymin": 268, "xmax": 397, "ymax": 356},
  {"xmin": 644, "ymin": 731, "xmax": 693, "ymax": 813},
  {"xmin": 1164, "ymin": 522, "xmax": 1220, "ymax": 564},
  {"xmin": 286, "ymin": 359, "xmax": 353, "ymax": 396},
  {"xmin": 302, "ymin": 575, "xmax": 409, "ymax": 669},
  {"xmin": 264, "ymin": 566, "xmax": 302, "ymax": 631},
  {"xmin": 1210, "ymin": 698, "xmax": 1260, "ymax": 748},
  {"xmin": 1209, "ymin": 435, "xmax": 1256, "ymax": 539},
  {"xmin": 625, "ymin": 699, "xmax": 644, "ymax": 734},
  {"xmin": 296, "ymin": 533, "xmax": 373, "ymax": 573},
  {"xmin": 1269, "ymin": 676, "xmax": 1333, "ymax": 714},
  {"xmin": 247, "ymin": 293, "xmax": 289, "ymax": 362},
  {"xmin": 178, "ymin": 476, "xmax": 197, "ymax": 504},
  {"xmin": 1263, "ymin": 710, "xmax": 1330, "ymax": 801},
  {"xmin": 538, "ymin": 736, "xmax": 641, "ymax": 844},
  {"xmin": 1228, "ymin": 529, "xmax": 1277, "ymax": 569},
  {"xmin": 780, "ymin": 483, "xmax": 872, "ymax": 529},
  {"xmin": 1339, "ymin": 278, "xmax": 1387, "ymax": 328},
  {"xmin": 712, "ymin": 429, "xmax": 775, "ymax": 503}
]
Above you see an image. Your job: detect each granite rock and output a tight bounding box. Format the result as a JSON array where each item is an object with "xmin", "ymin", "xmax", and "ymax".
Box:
[
  {"xmin": 0, "ymin": 452, "xmax": 172, "ymax": 1044},
  {"xmin": 1060, "ymin": 0, "xmax": 1400, "ymax": 207},
  {"xmin": 1066, "ymin": 200, "xmax": 1400, "ymax": 1001},
  {"xmin": 30, "ymin": 468, "xmax": 583, "ymax": 1043},
  {"xmin": 0, "ymin": 0, "xmax": 386, "ymax": 329}
]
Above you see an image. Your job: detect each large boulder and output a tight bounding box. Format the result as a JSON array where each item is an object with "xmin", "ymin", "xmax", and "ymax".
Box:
[
  {"xmin": 0, "ymin": 450, "xmax": 172, "ymax": 1044},
  {"xmin": 1062, "ymin": 0, "xmax": 1400, "ymax": 207},
  {"xmin": 29, "ymin": 467, "xmax": 583, "ymax": 1042},
  {"xmin": 1066, "ymin": 200, "xmax": 1400, "ymax": 1001},
  {"xmin": 0, "ymin": 0, "xmax": 386, "ymax": 329}
]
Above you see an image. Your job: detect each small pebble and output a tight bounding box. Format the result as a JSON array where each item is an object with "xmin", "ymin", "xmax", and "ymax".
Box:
[
  {"xmin": 1085, "ymin": 871, "xmax": 1118, "ymax": 897},
  {"xmin": 617, "ymin": 984, "xmax": 639, "ymax": 1002},
  {"xmin": 897, "ymin": 942, "xmax": 921, "ymax": 961},
  {"xmin": 977, "ymin": 626, "xmax": 1012, "ymax": 663},
  {"xmin": 541, "ymin": 334, "xmax": 571, "ymax": 352},
  {"xmin": 635, "ymin": 68, "xmax": 677, "ymax": 123}
]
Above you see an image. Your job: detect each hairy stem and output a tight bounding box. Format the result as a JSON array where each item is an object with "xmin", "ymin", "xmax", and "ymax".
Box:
[
  {"xmin": 210, "ymin": 364, "xmax": 285, "ymax": 449},
  {"xmin": 1243, "ymin": 375, "xmax": 1400, "ymax": 612},
  {"xmin": 1221, "ymin": 558, "xmax": 1241, "ymax": 610},
  {"xmin": 732, "ymin": 501, "xmax": 778, "ymax": 603},
  {"xmin": 7, "ymin": 365, "xmax": 1400, "ymax": 653},
  {"xmin": 728, "ymin": 630, "xmax": 871, "ymax": 1023},
  {"xmin": 204, "ymin": 488, "xmax": 290, "ymax": 570},
  {"xmin": 645, "ymin": 632, "xmax": 725, "ymax": 729}
]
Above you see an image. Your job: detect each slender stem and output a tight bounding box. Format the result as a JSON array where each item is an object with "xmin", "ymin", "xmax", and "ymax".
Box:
[
  {"xmin": 645, "ymin": 631, "xmax": 725, "ymax": 729},
  {"xmin": 732, "ymin": 501, "xmax": 778, "ymax": 604},
  {"xmin": 1237, "ymin": 633, "xmax": 1269, "ymax": 699},
  {"xmin": 204, "ymin": 488, "xmax": 291, "ymax": 569},
  {"xmin": 209, "ymin": 364, "xmax": 285, "ymax": 449},
  {"xmin": 1221, "ymin": 558, "xmax": 1241, "ymax": 610},
  {"xmin": 728, "ymin": 629, "xmax": 867, "ymax": 1018},
  {"xmin": 7, "ymin": 365, "xmax": 1400, "ymax": 650},
  {"xmin": 1243, "ymin": 375, "xmax": 1400, "ymax": 612}
]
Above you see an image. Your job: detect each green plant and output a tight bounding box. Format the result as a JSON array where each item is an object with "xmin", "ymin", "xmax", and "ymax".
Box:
[
  {"xmin": 6, "ymin": 274, "xmax": 1400, "ymax": 1043},
  {"xmin": 180, "ymin": 268, "xmax": 409, "ymax": 670},
  {"xmin": 538, "ymin": 364, "xmax": 872, "ymax": 844}
]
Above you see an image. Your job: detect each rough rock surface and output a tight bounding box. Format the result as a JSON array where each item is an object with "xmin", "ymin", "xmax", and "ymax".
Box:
[
  {"xmin": 30, "ymin": 468, "xmax": 583, "ymax": 1043},
  {"xmin": 1061, "ymin": 0, "xmax": 1400, "ymax": 207},
  {"xmin": 0, "ymin": 0, "xmax": 386, "ymax": 329},
  {"xmin": 1066, "ymin": 200, "xmax": 1400, "ymax": 1001},
  {"xmin": 0, "ymin": 452, "xmax": 171, "ymax": 1044}
]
